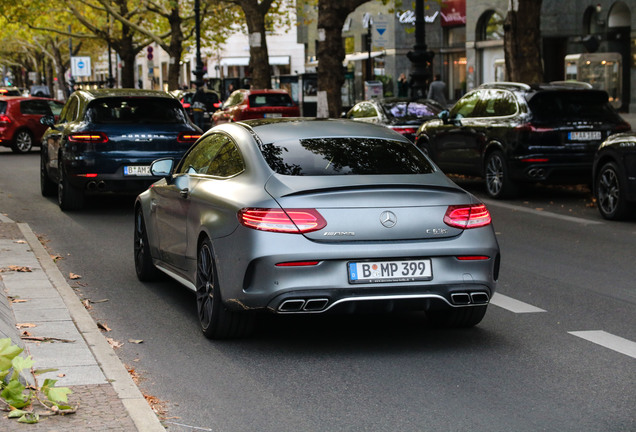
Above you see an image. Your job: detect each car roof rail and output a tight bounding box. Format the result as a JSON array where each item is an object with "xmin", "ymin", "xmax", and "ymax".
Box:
[
  {"xmin": 478, "ymin": 81, "xmax": 532, "ymax": 91},
  {"xmin": 547, "ymin": 80, "xmax": 594, "ymax": 89}
]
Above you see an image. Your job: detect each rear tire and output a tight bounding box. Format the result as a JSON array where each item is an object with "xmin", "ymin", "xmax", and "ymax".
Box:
[
  {"xmin": 595, "ymin": 161, "xmax": 634, "ymax": 220},
  {"xmin": 57, "ymin": 161, "xmax": 84, "ymax": 211},
  {"xmin": 485, "ymin": 151, "xmax": 518, "ymax": 199},
  {"xmin": 11, "ymin": 130, "xmax": 33, "ymax": 153},
  {"xmin": 134, "ymin": 207, "xmax": 160, "ymax": 281},
  {"xmin": 426, "ymin": 305, "xmax": 487, "ymax": 328},
  {"xmin": 196, "ymin": 238, "xmax": 254, "ymax": 339}
]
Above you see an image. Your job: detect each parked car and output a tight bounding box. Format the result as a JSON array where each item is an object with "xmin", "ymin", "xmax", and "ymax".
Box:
[
  {"xmin": 134, "ymin": 118, "xmax": 500, "ymax": 339},
  {"xmin": 345, "ymin": 98, "xmax": 443, "ymax": 142},
  {"xmin": 212, "ymin": 89, "xmax": 299, "ymax": 125},
  {"xmin": 415, "ymin": 82, "xmax": 631, "ymax": 199},
  {"xmin": 593, "ymin": 132, "xmax": 636, "ymax": 220},
  {"xmin": 0, "ymin": 96, "xmax": 64, "ymax": 153},
  {"xmin": 174, "ymin": 88, "xmax": 221, "ymax": 130},
  {"xmin": 0, "ymin": 87, "xmax": 22, "ymax": 96},
  {"xmin": 40, "ymin": 89, "xmax": 201, "ymax": 211}
]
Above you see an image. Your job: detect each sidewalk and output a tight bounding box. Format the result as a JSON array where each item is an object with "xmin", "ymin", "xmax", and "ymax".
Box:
[{"xmin": 0, "ymin": 214, "xmax": 164, "ymax": 431}]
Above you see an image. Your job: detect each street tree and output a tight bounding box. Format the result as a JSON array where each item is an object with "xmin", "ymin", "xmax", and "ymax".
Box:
[{"xmin": 503, "ymin": 0, "xmax": 543, "ymax": 83}]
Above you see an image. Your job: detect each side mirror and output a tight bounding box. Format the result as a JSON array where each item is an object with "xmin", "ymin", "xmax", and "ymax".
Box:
[
  {"xmin": 40, "ymin": 115, "xmax": 55, "ymax": 127},
  {"xmin": 438, "ymin": 110, "xmax": 450, "ymax": 124},
  {"xmin": 151, "ymin": 158, "xmax": 174, "ymax": 178}
]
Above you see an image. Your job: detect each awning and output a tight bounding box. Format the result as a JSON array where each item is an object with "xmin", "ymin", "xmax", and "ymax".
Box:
[
  {"xmin": 305, "ymin": 51, "xmax": 385, "ymax": 67},
  {"xmin": 220, "ymin": 56, "xmax": 290, "ymax": 66}
]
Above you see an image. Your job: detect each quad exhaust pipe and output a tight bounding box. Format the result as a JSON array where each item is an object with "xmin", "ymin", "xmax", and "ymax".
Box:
[
  {"xmin": 279, "ymin": 298, "xmax": 329, "ymax": 313},
  {"xmin": 450, "ymin": 291, "xmax": 490, "ymax": 305}
]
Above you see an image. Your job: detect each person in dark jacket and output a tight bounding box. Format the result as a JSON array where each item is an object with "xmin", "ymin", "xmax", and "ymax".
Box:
[{"xmin": 191, "ymin": 87, "xmax": 206, "ymax": 129}]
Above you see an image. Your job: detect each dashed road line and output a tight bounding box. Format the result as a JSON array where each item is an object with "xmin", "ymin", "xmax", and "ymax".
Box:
[
  {"xmin": 490, "ymin": 293, "xmax": 547, "ymax": 313},
  {"xmin": 568, "ymin": 330, "xmax": 636, "ymax": 359}
]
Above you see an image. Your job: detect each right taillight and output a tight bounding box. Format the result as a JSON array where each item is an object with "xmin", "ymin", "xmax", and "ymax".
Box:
[
  {"xmin": 68, "ymin": 132, "xmax": 109, "ymax": 144},
  {"xmin": 238, "ymin": 208, "xmax": 327, "ymax": 233},
  {"xmin": 514, "ymin": 123, "xmax": 554, "ymax": 133},
  {"xmin": 444, "ymin": 204, "xmax": 492, "ymax": 229}
]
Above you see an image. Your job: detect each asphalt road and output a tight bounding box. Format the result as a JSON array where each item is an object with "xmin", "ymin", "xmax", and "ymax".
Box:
[{"xmin": 1, "ymin": 149, "xmax": 634, "ymax": 432}]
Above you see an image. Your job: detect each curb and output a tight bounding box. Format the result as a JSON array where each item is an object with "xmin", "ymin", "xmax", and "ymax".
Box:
[{"xmin": 17, "ymin": 222, "xmax": 165, "ymax": 432}]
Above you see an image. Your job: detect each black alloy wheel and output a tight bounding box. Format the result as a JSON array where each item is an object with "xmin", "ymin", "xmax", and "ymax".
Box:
[
  {"xmin": 196, "ymin": 238, "xmax": 254, "ymax": 339},
  {"xmin": 134, "ymin": 208, "xmax": 160, "ymax": 281},
  {"xmin": 12, "ymin": 130, "xmax": 33, "ymax": 153},
  {"xmin": 57, "ymin": 160, "xmax": 85, "ymax": 211},
  {"xmin": 596, "ymin": 161, "xmax": 633, "ymax": 220},
  {"xmin": 485, "ymin": 150, "xmax": 518, "ymax": 199}
]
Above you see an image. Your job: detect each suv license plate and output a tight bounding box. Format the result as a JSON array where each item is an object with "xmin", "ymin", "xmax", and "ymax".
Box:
[
  {"xmin": 568, "ymin": 131, "xmax": 601, "ymax": 141},
  {"xmin": 124, "ymin": 165, "xmax": 151, "ymax": 176},
  {"xmin": 348, "ymin": 259, "xmax": 432, "ymax": 284}
]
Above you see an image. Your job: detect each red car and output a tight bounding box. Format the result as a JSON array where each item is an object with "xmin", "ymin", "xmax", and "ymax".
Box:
[
  {"xmin": 212, "ymin": 89, "xmax": 300, "ymax": 125},
  {"xmin": 0, "ymin": 96, "xmax": 65, "ymax": 153}
]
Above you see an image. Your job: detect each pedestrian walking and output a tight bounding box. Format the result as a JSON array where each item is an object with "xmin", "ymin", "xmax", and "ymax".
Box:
[
  {"xmin": 397, "ymin": 73, "xmax": 409, "ymax": 97},
  {"xmin": 427, "ymin": 74, "xmax": 447, "ymax": 107}
]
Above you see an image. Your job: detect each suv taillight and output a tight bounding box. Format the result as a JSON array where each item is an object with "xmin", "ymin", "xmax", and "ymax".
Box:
[
  {"xmin": 177, "ymin": 132, "xmax": 201, "ymax": 143},
  {"xmin": 0, "ymin": 114, "xmax": 11, "ymax": 124},
  {"xmin": 238, "ymin": 208, "xmax": 327, "ymax": 233},
  {"xmin": 514, "ymin": 123, "xmax": 554, "ymax": 133},
  {"xmin": 68, "ymin": 132, "xmax": 109, "ymax": 144},
  {"xmin": 444, "ymin": 204, "xmax": 492, "ymax": 229}
]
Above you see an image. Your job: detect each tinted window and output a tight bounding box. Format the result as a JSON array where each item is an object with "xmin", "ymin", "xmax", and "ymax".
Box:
[
  {"xmin": 383, "ymin": 102, "xmax": 437, "ymax": 120},
  {"xmin": 527, "ymin": 90, "xmax": 620, "ymax": 123},
  {"xmin": 478, "ymin": 90, "xmax": 517, "ymax": 117},
  {"xmin": 178, "ymin": 133, "xmax": 244, "ymax": 177},
  {"xmin": 249, "ymin": 93, "xmax": 293, "ymax": 107},
  {"xmin": 0, "ymin": 101, "xmax": 7, "ymax": 114},
  {"xmin": 20, "ymin": 100, "xmax": 52, "ymax": 115},
  {"xmin": 48, "ymin": 101, "xmax": 64, "ymax": 116},
  {"xmin": 259, "ymin": 138, "xmax": 434, "ymax": 176},
  {"xmin": 450, "ymin": 91, "xmax": 482, "ymax": 118},
  {"xmin": 86, "ymin": 97, "xmax": 187, "ymax": 124}
]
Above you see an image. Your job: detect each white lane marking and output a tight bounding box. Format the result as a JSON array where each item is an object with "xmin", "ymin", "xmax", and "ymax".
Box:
[
  {"xmin": 568, "ymin": 330, "xmax": 636, "ymax": 359},
  {"xmin": 490, "ymin": 293, "xmax": 547, "ymax": 313},
  {"xmin": 482, "ymin": 199, "xmax": 603, "ymax": 225}
]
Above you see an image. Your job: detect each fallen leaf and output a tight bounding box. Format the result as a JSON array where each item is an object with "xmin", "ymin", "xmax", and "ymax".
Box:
[
  {"xmin": 82, "ymin": 299, "xmax": 92, "ymax": 310},
  {"xmin": 50, "ymin": 254, "xmax": 63, "ymax": 262},
  {"xmin": 11, "ymin": 298, "xmax": 28, "ymax": 303},
  {"xmin": 17, "ymin": 323, "xmax": 37, "ymax": 329},
  {"xmin": 69, "ymin": 272, "xmax": 81, "ymax": 280},
  {"xmin": 106, "ymin": 337, "xmax": 123, "ymax": 349},
  {"xmin": 22, "ymin": 330, "xmax": 32, "ymax": 337},
  {"xmin": 97, "ymin": 322, "xmax": 112, "ymax": 332},
  {"xmin": 128, "ymin": 339, "xmax": 144, "ymax": 344},
  {"xmin": 90, "ymin": 299, "xmax": 109, "ymax": 303},
  {"xmin": 58, "ymin": 373, "xmax": 66, "ymax": 378},
  {"xmin": 13, "ymin": 240, "xmax": 26, "ymax": 244}
]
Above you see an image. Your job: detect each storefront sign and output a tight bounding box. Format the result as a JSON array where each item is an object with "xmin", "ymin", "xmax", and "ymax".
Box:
[
  {"xmin": 441, "ymin": 0, "xmax": 466, "ymax": 27},
  {"xmin": 397, "ymin": 10, "xmax": 439, "ymax": 25}
]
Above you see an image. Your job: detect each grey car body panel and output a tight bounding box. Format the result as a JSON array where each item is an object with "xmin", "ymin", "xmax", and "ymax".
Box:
[{"xmin": 137, "ymin": 118, "xmax": 500, "ymax": 314}]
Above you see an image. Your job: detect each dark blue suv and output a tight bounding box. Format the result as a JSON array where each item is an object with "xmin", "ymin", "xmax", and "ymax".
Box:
[{"xmin": 40, "ymin": 89, "xmax": 201, "ymax": 210}]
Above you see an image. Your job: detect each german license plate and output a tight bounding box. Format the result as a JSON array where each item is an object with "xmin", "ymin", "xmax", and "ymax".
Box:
[
  {"xmin": 568, "ymin": 131, "xmax": 601, "ymax": 141},
  {"xmin": 124, "ymin": 165, "xmax": 151, "ymax": 176},
  {"xmin": 348, "ymin": 259, "xmax": 432, "ymax": 284}
]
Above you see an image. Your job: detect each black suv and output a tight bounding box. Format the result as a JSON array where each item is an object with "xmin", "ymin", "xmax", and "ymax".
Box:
[
  {"xmin": 415, "ymin": 82, "xmax": 631, "ymax": 199},
  {"xmin": 40, "ymin": 89, "xmax": 200, "ymax": 211},
  {"xmin": 593, "ymin": 132, "xmax": 636, "ymax": 220}
]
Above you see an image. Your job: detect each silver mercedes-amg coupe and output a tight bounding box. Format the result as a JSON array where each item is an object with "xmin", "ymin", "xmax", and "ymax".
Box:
[{"xmin": 134, "ymin": 118, "xmax": 500, "ymax": 339}]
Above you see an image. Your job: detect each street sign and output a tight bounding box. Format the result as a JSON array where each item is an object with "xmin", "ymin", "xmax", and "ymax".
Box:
[
  {"xmin": 71, "ymin": 56, "xmax": 91, "ymax": 77},
  {"xmin": 373, "ymin": 14, "xmax": 389, "ymax": 48}
]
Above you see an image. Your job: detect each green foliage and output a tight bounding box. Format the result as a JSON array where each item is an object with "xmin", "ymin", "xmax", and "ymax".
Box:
[{"xmin": 0, "ymin": 338, "xmax": 74, "ymax": 424}]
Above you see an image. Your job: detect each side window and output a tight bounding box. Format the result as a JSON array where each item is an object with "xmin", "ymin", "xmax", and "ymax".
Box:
[
  {"xmin": 59, "ymin": 97, "xmax": 79, "ymax": 122},
  {"xmin": 48, "ymin": 101, "xmax": 65, "ymax": 116},
  {"xmin": 177, "ymin": 133, "xmax": 244, "ymax": 177},
  {"xmin": 450, "ymin": 91, "xmax": 482, "ymax": 118},
  {"xmin": 480, "ymin": 90, "xmax": 517, "ymax": 117},
  {"xmin": 21, "ymin": 100, "xmax": 51, "ymax": 115}
]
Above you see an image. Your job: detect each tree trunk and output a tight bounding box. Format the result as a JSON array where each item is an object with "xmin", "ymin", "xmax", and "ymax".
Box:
[
  {"xmin": 317, "ymin": 0, "xmax": 369, "ymax": 118},
  {"xmin": 504, "ymin": 0, "xmax": 543, "ymax": 84},
  {"xmin": 239, "ymin": 0, "xmax": 272, "ymax": 89},
  {"xmin": 166, "ymin": 8, "xmax": 184, "ymax": 91}
]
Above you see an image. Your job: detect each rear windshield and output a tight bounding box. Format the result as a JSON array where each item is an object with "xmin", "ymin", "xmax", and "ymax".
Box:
[
  {"xmin": 259, "ymin": 137, "xmax": 434, "ymax": 176},
  {"xmin": 0, "ymin": 101, "xmax": 6, "ymax": 114},
  {"xmin": 527, "ymin": 91, "xmax": 620, "ymax": 123},
  {"xmin": 249, "ymin": 94, "xmax": 294, "ymax": 108},
  {"xmin": 383, "ymin": 101, "xmax": 439, "ymax": 121},
  {"xmin": 86, "ymin": 97, "xmax": 188, "ymax": 124}
]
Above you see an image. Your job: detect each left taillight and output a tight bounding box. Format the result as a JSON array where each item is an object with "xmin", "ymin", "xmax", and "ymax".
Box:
[
  {"xmin": 0, "ymin": 114, "xmax": 11, "ymax": 124},
  {"xmin": 238, "ymin": 208, "xmax": 327, "ymax": 234},
  {"xmin": 444, "ymin": 204, "xmax": 492, "ymax": 229},
  {"xmin": 178, "ymin": 132, "xmax": 201, "ymax": 143},
  {"xmin": 389, "ymin": 126, "xmax": 418, "ymax": 136},
  {"xmin": 68, "ymin": 132, "xmax": 109, "ymax": 144}
]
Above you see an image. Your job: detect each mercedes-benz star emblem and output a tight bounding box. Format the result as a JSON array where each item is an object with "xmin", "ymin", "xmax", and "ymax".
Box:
[{"xmin": 380, "ymin": 211, "xmax": 397, "ymax": 228}]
